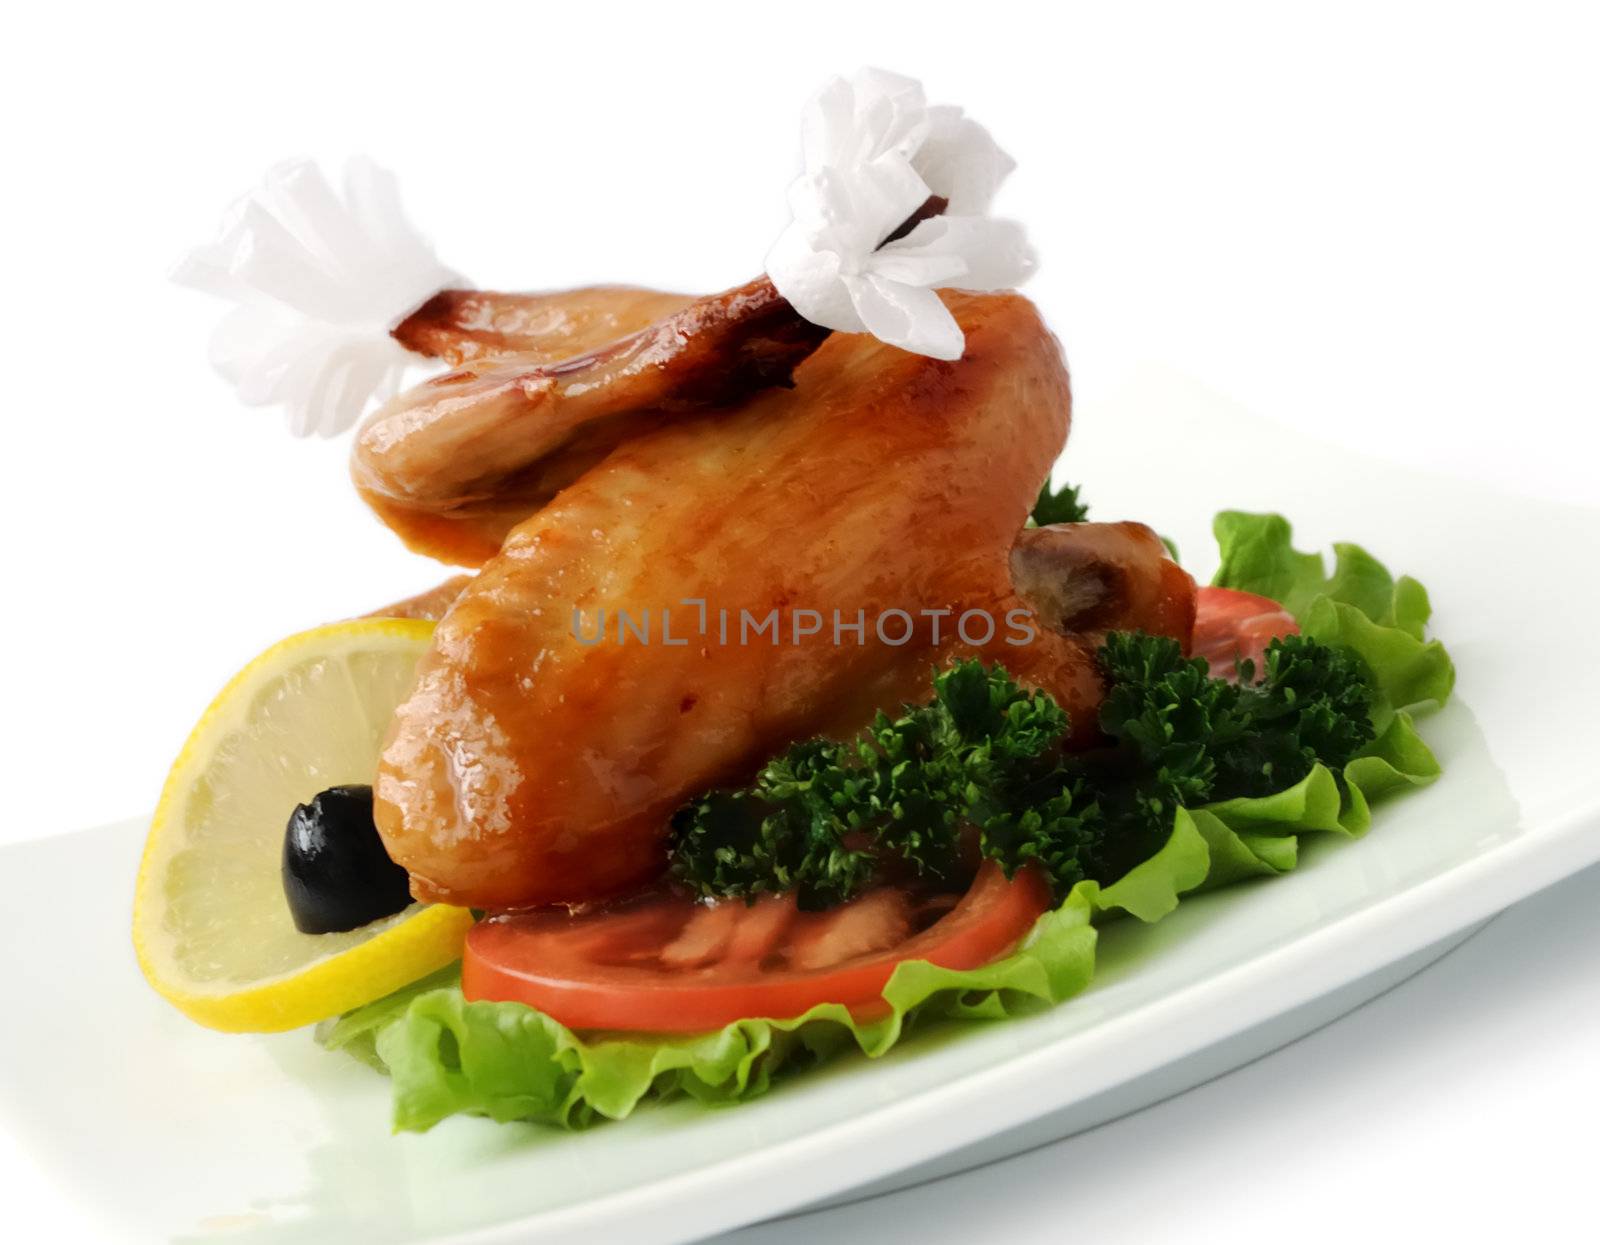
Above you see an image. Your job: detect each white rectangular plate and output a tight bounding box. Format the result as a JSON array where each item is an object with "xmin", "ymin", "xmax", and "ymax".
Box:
[{"xmin": 3, "ymin": 370, "xmax": 1596, "ymax": 1244}]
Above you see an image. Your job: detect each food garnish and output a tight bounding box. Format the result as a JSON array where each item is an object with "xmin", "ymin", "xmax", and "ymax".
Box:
[
  {"xmin": 461, "ymin": 862, "xmax": 1050, "ymax": 1033},
  {"xmin": 132, "ymin": 620, "xmax": 472, "ymax": 1032},
  {"xmin": 671, "ymin": 624, "xmax": 1377, "ymax": 908},
  {"xmin": 1029, "ymin": 478, "xmax": 1091, "ymax": 526},
  {"xmin": 1191, "ymin": 585, "xmax": 1300, "ymax": 678},
  {"xmin": 283, "ymin": 785, "xmax": 413, "ymax": 935}
]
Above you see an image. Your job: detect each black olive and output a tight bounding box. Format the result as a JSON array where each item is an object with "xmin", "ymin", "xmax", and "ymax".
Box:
[{"xmin": 282, "ymin": 785, "xmax": 412, "ymax": 934}]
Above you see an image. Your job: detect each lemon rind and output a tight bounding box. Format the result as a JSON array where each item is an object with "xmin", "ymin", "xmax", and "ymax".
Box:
[{"xmin": 132, "ymin": 618, "xmax": 469, "ymax": 1033}]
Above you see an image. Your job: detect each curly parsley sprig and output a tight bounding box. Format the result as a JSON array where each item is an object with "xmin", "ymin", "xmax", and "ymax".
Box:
[
  {"xmin": 1028, "ymin": 479, "xmax": 1091, "ymax": 526},
  {"xmin": 670, "ymin": 633, "xmax": 1376, "ymax": 908},
  {"xmin": 1028, "ymin": 480, "xmax": 1180, "ymax": 560}
]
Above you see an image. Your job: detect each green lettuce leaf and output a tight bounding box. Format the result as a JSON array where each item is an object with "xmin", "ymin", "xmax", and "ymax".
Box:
[
  {"xmin": 324, "ymin": 512, "xmax": 1453, "ymax": 1133},
  {"xmin": 1211, "ymin": 511, "xmax": 1455, "ymax": 724}
]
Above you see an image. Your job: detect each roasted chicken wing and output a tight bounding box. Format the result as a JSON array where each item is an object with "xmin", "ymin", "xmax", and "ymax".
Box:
[
  {"xmin": 393, "ymin": 286, "xmax": 695, "ymax": 367},
  {"xmin": 371, "ymin": 290, "xmax": 1195, "ymax": 909},
  {"xmin": 353, "ymin": 278, "xmax": 829, "ymax": 566}
]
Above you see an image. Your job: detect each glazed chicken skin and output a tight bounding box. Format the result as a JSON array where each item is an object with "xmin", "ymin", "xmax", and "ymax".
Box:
[
  {"xmin": 392, "ymin": 285, "xmax": 695, "ymax": 367},
  {"xmin": 354, "ymin": 278, "xmax": 829, "ymax": 566},
  {"xmin": 369, "ymin": 289, "xmax": 1195, "ymax": 910}
]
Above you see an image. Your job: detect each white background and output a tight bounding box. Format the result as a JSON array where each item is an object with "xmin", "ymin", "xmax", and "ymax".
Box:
[{"xmin": 1, "ymin": 1, "xmax": 1595, "ymax": 1241}]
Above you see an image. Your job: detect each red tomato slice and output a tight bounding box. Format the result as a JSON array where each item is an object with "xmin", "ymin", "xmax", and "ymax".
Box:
[
  {"xmin": 462, "ymin": 862, "xmax": 1051, "ymax": 1033},
  {"xmin": 1192, "ymin": 586, "xmax": 1300, "ymax": 680}
]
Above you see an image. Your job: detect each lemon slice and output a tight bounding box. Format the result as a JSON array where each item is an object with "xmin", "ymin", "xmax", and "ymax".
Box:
[{"xmin": 133, "ymin": 619, "xmax": 473, "ymax": 1032}]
